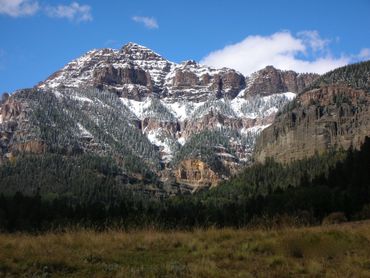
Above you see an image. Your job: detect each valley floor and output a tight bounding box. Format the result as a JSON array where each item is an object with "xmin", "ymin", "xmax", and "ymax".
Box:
[{"xmin": 1, "ymin": 222, "xmax": 370, "ymax": 277}]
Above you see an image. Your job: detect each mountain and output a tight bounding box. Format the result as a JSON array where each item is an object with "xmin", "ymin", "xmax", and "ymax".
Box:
[
  {"xmin": 254, "ymin": 60, "xmax": 370, "ymax": 163},
  {"xmin": 0, "ymin": 43, "xmax": 318, "ymax": 192}
]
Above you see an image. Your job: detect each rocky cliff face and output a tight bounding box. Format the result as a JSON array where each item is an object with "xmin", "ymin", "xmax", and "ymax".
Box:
[
  {"xmin": 245, "ymin": 66, "xmax": 319, "ymax": 97},
  {"xmin": 0, "ymin": 95, "xmax": 44, "ymax": 164},
  {"xmin": 2, "ymin": 43, "xmax": 319, "ymax": 188},
  {"xmin": 254, "ymin": 61, "xmax": 370, "ymax": 163},
  {"xmin": 175, "ymin": 159, "xmax": 220, "ymax": 188}
]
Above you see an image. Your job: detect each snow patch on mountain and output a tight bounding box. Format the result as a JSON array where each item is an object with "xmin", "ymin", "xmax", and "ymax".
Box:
[
  {"xmin": 146, "ymin": 129, "xmax": 175, "ymax": 162},
  {"xmin": 162, "ymin": 100, "xmax": 205, "ymax": 121},
  {"xmin": 72, "ymin": 95, "xmax": 93, "ymax": 103},
  {"xmin": 177, "ymin": 137, "xmax": 186, "ymax": 146},
  {"xmin": 232, "ymin": 92, "xmax": 296, "ymax": 119},
  {"xmin": 120, "ymin": 97, "xmax": 150, "ymax": 119},
  {"xmin": 77, "ymin": 123, "xmax": 93, "ymax": 138},
  {"xmin": 119, "ymin": 91, "xmax": 295, "ymax": 124},
  {"xmin": 192, "ymin": 99, "xmax": 238, "ymax": 119},
  {"xmin": 241, "ymin": 124, "xmax": 271, "ymax": 136}
]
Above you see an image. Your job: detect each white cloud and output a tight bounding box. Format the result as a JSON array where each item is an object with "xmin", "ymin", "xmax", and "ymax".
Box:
[
  {"xmin": 132, "ymin": 16, "xmax": 158, "ymax": 29},
  {"xmin": 0, "ymin": 0, "xmax": 39, "ymax": 17},
  {"xmin": 45, "ymin": 2, "xmax": 92, "ymax": 22},
  {"xmin": 297, "ymin": 30, "xmax": 330, "ymax": 53},
  {"xmin": 200, "ymin": 31, "xmax": 358, "ymax": 75},
  {"xmin": 0, "ymin": 1, "xmax": 92, "ymax": 22}
]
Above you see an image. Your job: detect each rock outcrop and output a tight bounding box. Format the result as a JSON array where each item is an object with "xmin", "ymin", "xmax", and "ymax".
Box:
[
  {"xmin": 246, "ymin": 66, "xmax": 318, "ymax": 97},
  {"xmin": 175, "ymin": 159, "xmax": 220, "ymax": 188},
  {"xmin": 0, "ymin": 94, "xmax": 44, "ymax": 163},
  {"xmin": 93, "ymin": 65, "xmax": 152, "ymax": 87}
]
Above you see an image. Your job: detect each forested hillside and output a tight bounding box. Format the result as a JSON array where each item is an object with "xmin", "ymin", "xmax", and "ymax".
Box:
[
  {"xmin": 304, "ymin": 60, "xmax": 370, "ymax": 92},
  {"xmin": 1, "ymin": 137, "xmax": 370, "ymax": 231}
]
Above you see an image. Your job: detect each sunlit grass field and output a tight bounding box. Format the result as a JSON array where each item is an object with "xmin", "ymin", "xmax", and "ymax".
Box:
[{"xmin": 1, "ymin": 221, "xmax": 370, "ymax": 277}]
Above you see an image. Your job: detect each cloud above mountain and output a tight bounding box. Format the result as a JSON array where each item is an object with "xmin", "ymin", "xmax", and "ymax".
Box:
[
  {"xmin": 201, "ymin": 31, "xmax": 367, "ymax": 75},
  {"xmin": 132, "ymin": 16, "xmax": 158, "ymax": 29},
  {"xmin": 45, "ymin": 2, "xmax": 92, "ymax": 22}
]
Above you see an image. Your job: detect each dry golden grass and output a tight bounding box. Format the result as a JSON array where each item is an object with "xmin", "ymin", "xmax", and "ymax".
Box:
[{"xmin": 1, "ymin": 221, "xmax": 370, "ymax": 277}]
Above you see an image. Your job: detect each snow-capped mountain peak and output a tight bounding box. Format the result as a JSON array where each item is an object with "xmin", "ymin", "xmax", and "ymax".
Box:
[{"xmin": 7, "ymin": 42, "xmax": 318, "ymax": 186}]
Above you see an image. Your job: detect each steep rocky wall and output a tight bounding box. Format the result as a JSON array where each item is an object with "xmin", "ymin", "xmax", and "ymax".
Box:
[{"xmin": 254, "ymin": 85, "xmax": 370, "ymax": 163}]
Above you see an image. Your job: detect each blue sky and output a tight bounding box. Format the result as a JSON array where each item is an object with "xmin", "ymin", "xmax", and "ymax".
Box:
[{"xmin": 1, "ymin": 0, "xmax": 370, "ymax": 93}]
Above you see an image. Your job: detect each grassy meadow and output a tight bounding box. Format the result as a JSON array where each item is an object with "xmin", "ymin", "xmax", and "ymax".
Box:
[{"xmin": 1, "ymin": 221, "xmax": 370, "ymax": 277}]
